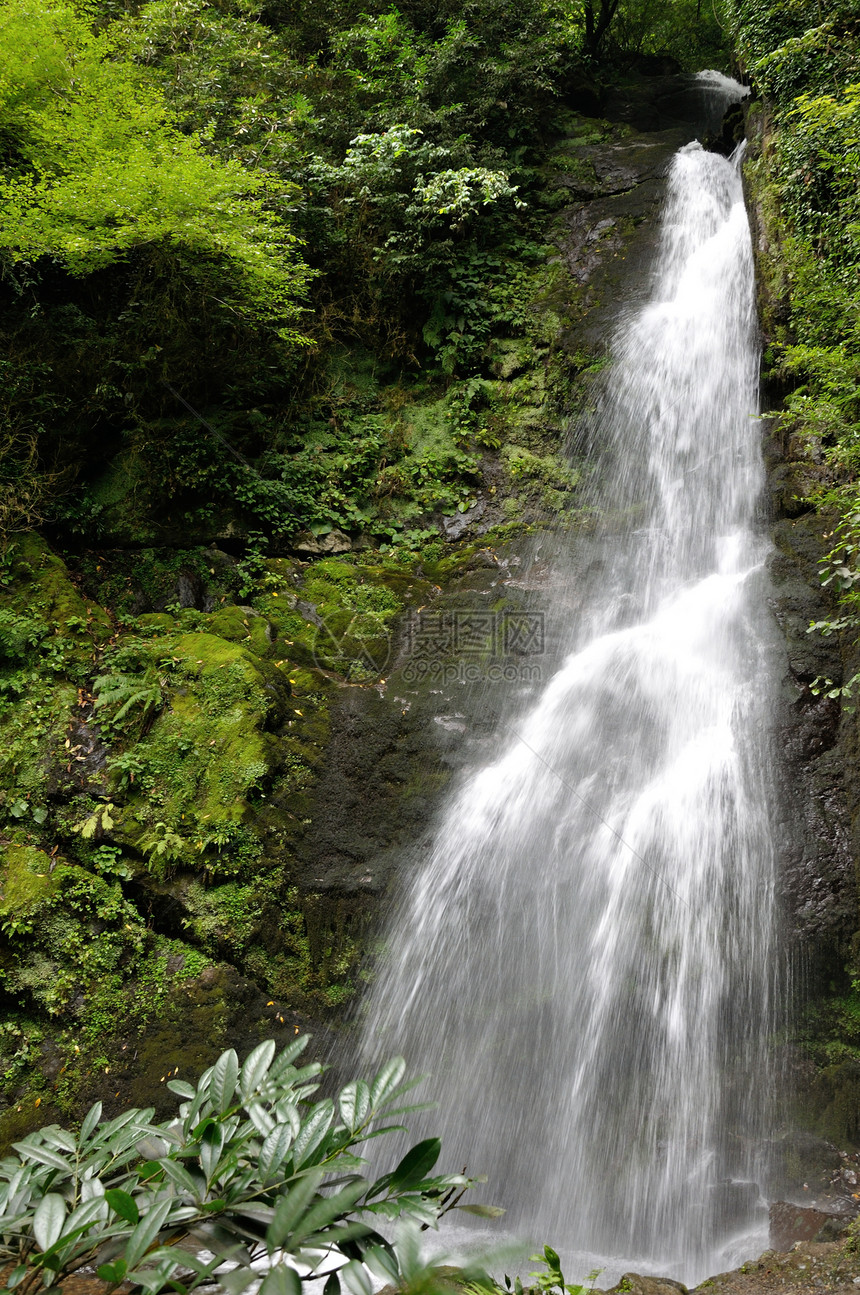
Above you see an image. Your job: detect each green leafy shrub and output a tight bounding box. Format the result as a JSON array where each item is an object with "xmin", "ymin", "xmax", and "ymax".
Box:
[
  {"xmin": 0, "ymin": 0, "xmax": 310, "ymax": 329},
  {"xmin": 0, "ymin": 1035, "xmax": 496, "ymax": 1295}
]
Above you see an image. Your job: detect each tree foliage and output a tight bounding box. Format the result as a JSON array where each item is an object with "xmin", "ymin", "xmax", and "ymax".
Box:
[{"xmin": 0, "ymin": 0, "xmax": 310, "ymax": 331}]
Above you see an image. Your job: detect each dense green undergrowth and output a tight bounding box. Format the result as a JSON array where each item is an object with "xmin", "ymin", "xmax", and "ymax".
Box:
[
  {"xmin": 729, "ymin": 0, "xmax": 860, "ymax": 1122},
  {"xmin": 0, "ymin": 0, "xmax": 722, "ymax": 551},
  {"xmin": 0, "ymin": 532, "xmax": 426, "ymax": 1129},
  {"xmin": 731, "ymin": 0, "xmax": 860, "ymax": 523}
]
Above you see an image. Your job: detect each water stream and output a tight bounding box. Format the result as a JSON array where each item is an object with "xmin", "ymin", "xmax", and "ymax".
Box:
[{"xmin": 362, "ymin": 92, "xmax": 782, "ymax": 1285}]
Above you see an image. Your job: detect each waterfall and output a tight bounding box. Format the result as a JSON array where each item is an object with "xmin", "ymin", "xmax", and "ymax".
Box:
[{"xmin": 361, "ymin": 112, "xmax": 781, "ymax": 1285}]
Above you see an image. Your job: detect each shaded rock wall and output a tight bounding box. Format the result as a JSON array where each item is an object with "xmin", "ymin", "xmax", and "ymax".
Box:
[{"xmin": 746, "ymin": 99, "xmax": 860, "ymax": 1151}]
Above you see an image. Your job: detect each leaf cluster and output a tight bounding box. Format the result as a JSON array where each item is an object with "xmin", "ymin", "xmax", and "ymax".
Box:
[{"xmin": 0, "ymin": 1034, "xmax": 489, "ymax": 1295}]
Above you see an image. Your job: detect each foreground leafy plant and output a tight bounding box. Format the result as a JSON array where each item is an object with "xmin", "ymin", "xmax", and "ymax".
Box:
[{"xmin": 0, "ymin": 1035, "xmax": 493, "ymax": 1294}]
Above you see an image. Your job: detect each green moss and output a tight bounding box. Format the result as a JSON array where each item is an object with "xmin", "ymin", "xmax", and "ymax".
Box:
[
  {"xmin": 5, "ymin": 535, "xmax": 111, "ymax": 642},
  {"xmin": 182, "ymin": 880, "xmax": 266, "ymax": 953},
  {"xmin": 106, "ymin": 631, "xmax": 290, "ymax": 873},
  {"xmin": 0, "ymin": 844, "xmax": 60, "ymax": 920},
  {"xmin": 504, "ymin": 444, "xmax": 581, "ymax": 508}
]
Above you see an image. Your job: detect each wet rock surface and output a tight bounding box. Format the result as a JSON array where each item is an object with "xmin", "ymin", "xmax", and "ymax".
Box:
[
  {"xmin": 691, "ymin": 1240, "xmax": 860, "ymax": 1295},
  {"xmin": 766, "ymin": 507, "xmax": 856, "ymax": 972},
  {"xmin": 769, "ymin": 1202, "xmax": 853, "ymax": 1252}
]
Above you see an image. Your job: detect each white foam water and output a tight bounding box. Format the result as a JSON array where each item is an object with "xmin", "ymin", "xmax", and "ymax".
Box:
[{"xmin": 361, "ymin": 95, "xmax": 780, "ymax": 1286}]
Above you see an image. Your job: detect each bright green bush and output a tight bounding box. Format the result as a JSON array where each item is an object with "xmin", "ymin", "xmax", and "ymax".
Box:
[
  {"xmin": 0, "ymin": 1035, "xmax": 499, "ymax": 1294},
  {"xmin": 0, "ymin": 0, "xmax": 310, "ymax": 334}
]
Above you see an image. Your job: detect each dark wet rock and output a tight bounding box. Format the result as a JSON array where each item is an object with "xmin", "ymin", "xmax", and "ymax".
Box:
[
  {"xmin": 442, "ymin": 500, "xmax": 486, "ymax": 540},
  {"xmin": 46, "ymin": 705, "xmax": 111, "ymax": 800},
  {"xmin": 766, "ymin": 512, "xmax": 856, "ymax": 970},
  {"xmin": 710, "ymin": 1180, "xmax": 765, "ymax": 1230},
  {"xmin": 38, "ymin": 1039, "xmax": 64, "ymax": 1082},
  {"xmin": 600, "ymin": 72, "xmax": 744, "ymax": 137},
  {"xmin": 770, "ymin": 1201, "xmax": 853, "ymax": 1250},
  {"xmin": 766, "ymin": 1131, "xmax": 844, "ymax": 1198},
  {"xmin": 295, "ymin": 598, "xmax": 324, "ymax": 628},
  {"xmin": 553, "ymin": 127, "xmax": 692, "ymax": 351},
  {"xmin": 175, "ymin": 570, "xmax": 204, "ymax": 608}
]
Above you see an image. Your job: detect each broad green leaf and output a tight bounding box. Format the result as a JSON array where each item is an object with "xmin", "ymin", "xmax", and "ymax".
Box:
[
  {"xmin": 392, "ymin": 1220, "xmax": 422, "ymax": 1282},
  {"xmin": 260, "ymin": 1264, "xmax": 302, "ymax": 1295},
  {"xmin": 200, "ymin": 1120, "xmax": 227, "ymax": 1182},
  {"xmin": 389, "ymin": 1137, "xmax": 441, "ymax": 1189},
  {"xmin": 288, "ymin": 1179, "xmax": 368, "ymax": 1246},
  {"xmin": 101, "ymin": 1107, "xmax": 154, "ymax": 1138},
  {"xmin": 283, "ymin": 1062, "xmax": 324, "ymax": 1089},
  {"xmin": 342, "ymin": 1259, "xmax": 373, "ymax": 1295},
  {"xmin": 12, "ymin": 1142, "xmax": 70, "ymax": 1173},
  {"xmin": 81, "ymin": 1177, "xmax": 107, "ymax": 1203},
  {"xmin": 364, "ymin": 1243, "xmax": 400, "ymax": 1284},
  {"xmin": 159, "ymin": 1158, "xmax": 204, "ymax": 1198},
  {"xmin": 97, "ymin": 1260, "xmax": 128, "ymax": 1283},
  {"xmin": 267, "ymin": 1167, "xmax": 325, "ymax": 1249},
  {"xmin": 240, "ymin": 1039, "xmax": 276, "ymax": 1099},
  {"xmin": 339, "ymin": 1080, "xmax": 371, "ymax": 1132},
  {"xmin": 167, "ymin": 1080, "xmax": 196, "ymax": 1100},
  {"xmin": 369, "ymin": 1056, "xmax": 406, "ymax": 1108},
  {"xmin": 259, "ymin": 1123, "xmax": 295, "ymax": 1182},
  {"xmin": 363, "ymin": 1199, "xmax": 401, "ymax": 1221},
  {"xmin": 136, "ymin": 1135, "xmax": 170, "ymax": 1159},
  {"xmin": 457, "ymin": 1203, "xmax": 506, "ymax": 1218},
  {"xmin": 324, "ymin": 1272, "xmax": 342, "ymax": 1295},
  {"xmin": 105, "ymin": 1188, "xmax": 139, "ymax": 1225},
  {"xmin": 123, "ymin": 1197, "xmax": 173, "ymax": 1268},
  {"xmin": 395, "ymin": 1195, "xmax": 440, "ymax": 1227},
  {"xmin": 63, "ymin": 1196, "xmax": 111, "ymax": 1236},
  {"xmin": 80, "ymin": 1102, "xmax": 103, "ymax": 1144},
  {"xmin": 40, "ymin": 1127, "xmax": 76, "ymax": 1154},
  {"xmin": 273, "ymin": 1102, "xmax": 302, "ymax": 1139},
  {"xmin": 211, "ymin": 1049, "xmax": 240, "ymax": 1114},
  {"xmin": 32, "ymin": 1193, "xmax": 66, "ymax": 1252},
  {"xmin": 247, "ymin": 1102, "xmax": 275, "ymax": 1137},
  {"xmin": 292, "ymin": 1101, "xmax": 334, "ymax": 1167},
  {"xmin": 5, "ymin": 1265, "xmax": 27, "ymax": 1288},
  {"xmin": 375, "ymin": 1074, "xmax": 426, "ymax": 1109},
  {"xmin": 268, "ymin": 1035, "xmax": 311, "ymax": 1081}
]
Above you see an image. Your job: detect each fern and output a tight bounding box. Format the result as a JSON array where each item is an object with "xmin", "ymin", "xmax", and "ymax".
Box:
[{"xmin": 92, "ymin": 668, "xmax": 164, "ymax": 735}]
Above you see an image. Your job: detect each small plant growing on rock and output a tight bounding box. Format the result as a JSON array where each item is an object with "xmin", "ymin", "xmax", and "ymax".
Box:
[{"xmin": 527, "ymin": 1248, "xmax": 602, "ymax": 1295}]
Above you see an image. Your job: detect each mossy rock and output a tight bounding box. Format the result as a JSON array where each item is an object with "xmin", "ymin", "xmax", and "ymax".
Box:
[
  {"xmin": 0, "ymin": 843, "xmax": 60, "ymax": 918},
  {"xmin": 3, "ymin": 534, "xmax": 111, "ymax": 645},
  {"xmin": 112, "ymin": 631, "xmax": 292, "ymax": 869}
]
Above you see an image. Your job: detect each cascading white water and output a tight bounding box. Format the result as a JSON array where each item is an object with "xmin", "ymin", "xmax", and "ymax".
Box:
[{"xmin": 362, "ymin": 115, "xmax": 781, "ymax": 1284}]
